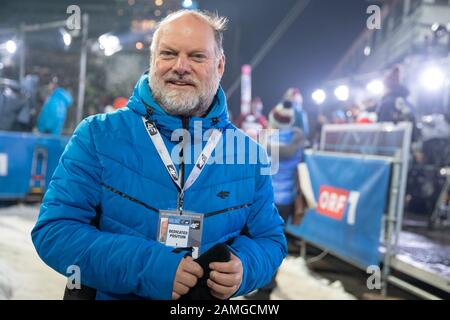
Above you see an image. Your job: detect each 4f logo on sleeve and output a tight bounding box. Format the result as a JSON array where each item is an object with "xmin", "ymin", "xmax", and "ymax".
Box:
[
  {"xmin": 145, "ymin": 121, "xmax": 158, "ymax": 136},
  {"xmin": 167, "ymin": 165, "xmax": 178, "ymax": 181},
  {"xmin": 317, "ymin": 185, "xmax": 360, "ymax": 225}
]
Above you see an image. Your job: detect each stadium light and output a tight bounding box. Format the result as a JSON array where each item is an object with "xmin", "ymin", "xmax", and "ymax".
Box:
[
  {"xmin": 366, "ymin": 80, "xmax": 384, "ymax": 95},
  {"xmin": 334, "ymin": 85, "xmax": 349, "ymax": 101},
  {"xmin": 312, "ymin": 89, "xmax": 326, "ymax": 105},
  {"xmin": 59, "ymin": 28, "xmax": 72, "ymax": 47},
  {"xmin": 182, "ymin": 0, "xmax": 193, "ymax": 8},
  {"xmin": 420, "ymin": 66, "xmax": 445, "ymax": 91},
  {"xmin": 5, "ymin": 40, "xmax": 17, "ymax": 54}
]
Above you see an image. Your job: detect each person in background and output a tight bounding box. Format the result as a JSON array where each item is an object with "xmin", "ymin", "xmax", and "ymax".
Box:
[
  {"xmin": 376, "ymin": 66, "xmax": 419, "ymax": 141},
  {"xmin": 0, "ymin": 80, "xmax": 22, "ymax": 131},
  {"xmin": 246, "ymin": 100, "xmax": 303, "ymax": 299},
  {"xmin": 240, "ymin": 114, "xmax": 263, "ymax": 140},
  {"xmin": 376, "ymin": 66, "xmax": 414, "ymax": 123},
  {"xmin": 14, "ymin": 75, "xmax": 40, "ymax": 132},
  {"xmin": 268, "ymin": 101, "xmax": 303, "ymax": 227},
  {"xmin": 330, "ymin": 109, "xmax": 347, "ymax": 124},
  {"xmin": 36, "ymin": 76, "xmax": 73, "ymax": 135},
  {"xmin": 104, "ymin": 96, "xmax": 128, "ymax": 114},
  {"xmin": 235, "ymin": 96, "xmax": 268, "ymax": 129},
  {"xmin": 113, "ymin": 97, "xmax": 128, "ymax": 110},
  {"xmin": 356, "ymin": 109, "xmax": 377, "ymax": 124},
  {"xmin": 283, "ymin": 88, "xmax": 309, "ymax": 139}
]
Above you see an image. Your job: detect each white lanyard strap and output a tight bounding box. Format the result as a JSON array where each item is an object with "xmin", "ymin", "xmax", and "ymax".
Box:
[
  {"xmin": 184, "ymin": 127, "xmax": 222, "ymax": 191},
  {"xmin": 142, "ymin": 117, "xmax": 222, "ymax": 192}
]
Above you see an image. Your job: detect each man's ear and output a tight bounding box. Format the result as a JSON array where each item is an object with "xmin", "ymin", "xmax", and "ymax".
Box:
[{"xmin": 217, "ymin": 54, "xmax": 225, "ymax": 77}]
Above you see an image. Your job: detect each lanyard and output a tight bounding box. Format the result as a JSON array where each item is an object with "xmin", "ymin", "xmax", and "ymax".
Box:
[{"xmin": 142, "ymin": 117, "xmax": 222, "ymax": 194}]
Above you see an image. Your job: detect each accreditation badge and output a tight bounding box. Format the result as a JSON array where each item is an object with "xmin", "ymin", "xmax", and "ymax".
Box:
[{"xmin": 157, "ymin": 210, "xmax": 204, "ymax": 259}]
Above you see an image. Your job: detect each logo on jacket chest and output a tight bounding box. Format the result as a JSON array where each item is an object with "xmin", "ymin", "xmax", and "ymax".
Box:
[{"xmin": 217, "ymin": 191, "xmax": 230, "ymax": 199}]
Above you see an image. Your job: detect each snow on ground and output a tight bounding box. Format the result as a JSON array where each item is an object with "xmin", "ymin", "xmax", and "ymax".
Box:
[
  {"xmin": 271, "ymin": 256, "xmax": 355, "ymax": 300},
  {"xmin": 0, "ymin": 204, "xmax": 355, "ymax": 300},
  {"xmin": 0, "ymin": 204, "xmax": 66, "ymax": 300}
]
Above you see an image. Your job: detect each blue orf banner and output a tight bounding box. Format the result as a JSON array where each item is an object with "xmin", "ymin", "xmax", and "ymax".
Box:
[{"xmin": 286, "ymin": 152, "xmax": 391, "ymax": 268}]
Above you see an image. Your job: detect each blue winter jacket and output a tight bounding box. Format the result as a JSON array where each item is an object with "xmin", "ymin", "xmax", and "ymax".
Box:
[
  {"xmin": 293, "ymin": 102, "xmax": 309, "ymax": 138},
  {"xmin": 31, "ymin": 74, "xmax": 287, "ymax": 300},
  {"xmin": 36, "ymin": 88, "xmax": 73, "ymax": 135},
  {"xmin": 271, "ymin": 129, "xmax": 302, "ymax": 206}
]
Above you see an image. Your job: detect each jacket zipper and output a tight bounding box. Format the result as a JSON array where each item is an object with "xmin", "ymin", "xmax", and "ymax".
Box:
[
  {"xmin": 102, "ymin": 183, "xmax": 249, "ymax": 219},
  {"xmin": 177, "ymin": 116, "xmax": 189, "ymax": 215},
  {"xmin": 101, "ymin": 183, "xmax": 159, "ymax": 213},
  {"xmin": 204, "ymin": 203, "xmax": 251, "ymax": 218}
]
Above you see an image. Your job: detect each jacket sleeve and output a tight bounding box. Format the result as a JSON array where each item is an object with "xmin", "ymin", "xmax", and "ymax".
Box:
[
  {"xmin": 268, "ymin": 127, "xmax": 303, "ymax": 159},
  {"xmin": 52, "ymin": 100, "xmax": 66, "ymax": 135},
  {"xmin": 31, "ymin": 118, "xmax": 187, "ymax": 300},
  {"xmin": 228, "ymin": 149, "xmax": 288, "ymax": 296}
]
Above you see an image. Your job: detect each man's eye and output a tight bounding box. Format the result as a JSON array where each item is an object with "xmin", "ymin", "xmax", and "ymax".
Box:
[
  {"xmin": 160, "ymin": 51, "xmax": 175, "ymax": 57},
  {"xmin": 192, "ymin": 54, "xmax": 206, "ymax": 61}
]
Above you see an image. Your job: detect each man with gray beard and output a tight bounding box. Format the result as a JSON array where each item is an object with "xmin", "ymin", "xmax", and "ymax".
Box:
[
  {"xmin": 32, "ymin": 10, "xmax": 287, "ymax": 300},
  {"xmin": 148, "ymin": 12, "xmax": 223, "ymax": 117}
]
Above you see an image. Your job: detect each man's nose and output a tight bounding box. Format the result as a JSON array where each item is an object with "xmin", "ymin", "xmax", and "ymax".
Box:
[{"xmin": 172, "ymin": 55, "xmax": 191, "ymax": 75}]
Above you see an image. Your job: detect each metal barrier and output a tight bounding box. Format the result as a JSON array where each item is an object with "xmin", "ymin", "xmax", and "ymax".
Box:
[
  {"xmin": 0, "ymin": 130, "xmax": 68, "ymax": 201},
  {"xmin": 287, "ymin": 122, "xmax": 450, "ymax": 298}
]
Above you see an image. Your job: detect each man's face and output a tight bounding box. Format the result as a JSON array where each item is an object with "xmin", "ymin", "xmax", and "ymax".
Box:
[{"xmin": 149, "ymin": 15, "xmax": 225, "ymax": 117}]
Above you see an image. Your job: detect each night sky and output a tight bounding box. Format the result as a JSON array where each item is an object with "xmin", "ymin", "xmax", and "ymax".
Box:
[
  {"xmin": 201, "ymin": 0, "xmax": 370, "ymax": 117},
  {"xmin": 0, "ymin": 0, "xmax": 372, "ymax": 118}
]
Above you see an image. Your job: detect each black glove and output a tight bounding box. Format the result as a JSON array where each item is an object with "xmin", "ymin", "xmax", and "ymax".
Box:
[{"xmin": 179, "ymin": 243, "xmax": 231, "ymax": 300}]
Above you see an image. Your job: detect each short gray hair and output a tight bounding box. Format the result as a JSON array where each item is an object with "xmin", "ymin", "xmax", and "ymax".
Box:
[{"xmin": 150, "ymin": 9, "xmax": 228, "ymax": 60}]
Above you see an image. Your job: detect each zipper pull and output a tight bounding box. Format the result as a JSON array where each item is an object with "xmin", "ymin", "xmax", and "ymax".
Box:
[{"xmin": 177, "ymin": 192, "xmax": 184, "ymax": 215}]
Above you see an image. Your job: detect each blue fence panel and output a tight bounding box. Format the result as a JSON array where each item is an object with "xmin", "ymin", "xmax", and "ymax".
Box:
[
  {"xmin": 0, "ymin": 131, "xmax": 68, "ymax": 200},
  {"xmin": 286, "ymin": 153, "xmax": 391, "ymax": 268}
]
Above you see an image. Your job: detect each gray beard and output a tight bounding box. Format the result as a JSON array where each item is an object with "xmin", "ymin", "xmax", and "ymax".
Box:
[{"xmin": 149, "ymin": 73, "xmax": 219, "ymax": 117}]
